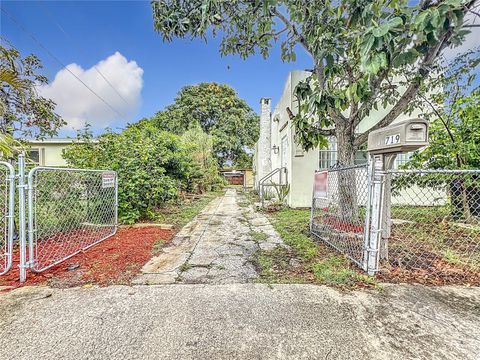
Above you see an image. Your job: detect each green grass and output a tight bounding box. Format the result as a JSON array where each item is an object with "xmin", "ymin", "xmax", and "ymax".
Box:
[
  {"xmin": 311, "ymin": 256, "xmax": 374, "ymax": 286},
  {"xmin": 155, "ymin": 190, "xmax": 224, "ymax": 229},
  {"xmin": 262, "ymin": 206, "xmax": 376, "ymax": 288},
  {"xmin": 269, "ymin": 208, "xmax": 318, "ymax": 261},
  {"xmin": 249, "ymin": 230, "xmax": 268, "ymax": 242},
  {"xmin": 391, "ymin": 205, "xmax": 450, "ymax": 223},
  {"xmin": 152, "ymin": 239, "xmax": 167, "ymax": 254}
]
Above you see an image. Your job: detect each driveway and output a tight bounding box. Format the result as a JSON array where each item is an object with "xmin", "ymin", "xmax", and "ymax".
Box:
[
  {"xmin": 0, "ymin": 283, "xmax": 479, "ymax": 360},
  {"xmin": 135, "ymin": 188, "xmax": 284, "ymax": 285}
]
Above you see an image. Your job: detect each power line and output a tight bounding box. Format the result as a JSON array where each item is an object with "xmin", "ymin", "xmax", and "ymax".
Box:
[
  {"xmin": 39, "ymin": 2, "xmax": 131, "ymax": 107},
  {"xmin": 1, "ymin": 7, "xmax": 128, "ymax": 121}
]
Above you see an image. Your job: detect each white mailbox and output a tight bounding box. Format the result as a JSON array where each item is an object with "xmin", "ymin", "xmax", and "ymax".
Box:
[{"xmin": 367, "ymin": 119, "xmax": 429, "ymax": 155}]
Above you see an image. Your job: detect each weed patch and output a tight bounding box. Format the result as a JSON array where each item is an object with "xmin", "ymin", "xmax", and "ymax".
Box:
[
  {"xmin": 263, "ymin": 207, "xmax": 376, "ymax": 289},
  {"xmin": 249, "ymin": 230, "xmax": 268, "ymax": 242}
]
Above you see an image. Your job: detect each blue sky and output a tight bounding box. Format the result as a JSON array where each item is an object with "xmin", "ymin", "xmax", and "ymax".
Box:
[{"xmin": 1, "ymin": 1, "xmax": 312, "ymax": 136}]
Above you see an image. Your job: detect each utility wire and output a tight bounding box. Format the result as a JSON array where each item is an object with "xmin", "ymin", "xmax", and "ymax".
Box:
[
  {"xmin": 39, "ymin": 2, "xmax": 131, "ymax": 107},
  {"xmin": 1, "ymin": 7, "xmax": 127, "ymax": 121}
]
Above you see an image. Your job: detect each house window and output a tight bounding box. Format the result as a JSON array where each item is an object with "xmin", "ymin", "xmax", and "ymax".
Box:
[
  {"xmin": 318, "ymin": 139, "xmax": 367, "ymax": 169},
  {"xmin": 395, "ymin": 152, "xmax": 412, "ymax": 169},
  {"xmin": 28, "ymin": 148, "xmax": 40, "ymax": 165},
  {"xmin": 319, "ymin": 138, "xmax": 337, "ymax": 169}
]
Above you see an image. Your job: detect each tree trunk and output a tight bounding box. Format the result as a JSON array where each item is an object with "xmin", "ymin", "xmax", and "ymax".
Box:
[
  {"xmin": 335, "ymin": 126, "xmax": 359, "ymax": 224},
  {"xmin": 450, "ymin": 179, "xmax": 471, "ymax": 221}
]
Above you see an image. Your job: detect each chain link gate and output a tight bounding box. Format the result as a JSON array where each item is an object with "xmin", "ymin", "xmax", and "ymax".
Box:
[
  {"xmin": 27, "ymin": 167, "xmax": 118, "ymax": 272},
  {"xmin": 0, "ymin": 161, "xmax": 15, "ymax": 275},
  {"xmin": 310, "ymin": 164, "xmax": 371, "ymax": 269},
  {"xmin": 0, "ymin": 153, "xmax": 118, "ymax": 282}
]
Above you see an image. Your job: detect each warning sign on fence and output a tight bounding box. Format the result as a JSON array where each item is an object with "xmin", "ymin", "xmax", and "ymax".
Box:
[
  {"xmin": 102, "ymin": 172, "xmax": 115, "ymax": 188},
  {"xmin": 313, "ymin": 171, "xmax": 328, "ymax": 199}
]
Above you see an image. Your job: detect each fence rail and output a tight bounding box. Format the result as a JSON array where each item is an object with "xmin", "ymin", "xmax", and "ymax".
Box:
[
  {"xmin": 28, "ymin": 167, "xmax": 118, "ymax": 272},
  {"xmin": 0, "ymin": 154, "xmax": 118, "ymax": 282},
  {"xmin": 0, "ymin": 161, "xmax": 15, "ymax": 275}
]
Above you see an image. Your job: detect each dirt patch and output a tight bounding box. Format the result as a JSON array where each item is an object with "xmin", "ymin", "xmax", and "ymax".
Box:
[{"xmin": 0, "ymin": 226, "xmax": 173, "ymax": 289}]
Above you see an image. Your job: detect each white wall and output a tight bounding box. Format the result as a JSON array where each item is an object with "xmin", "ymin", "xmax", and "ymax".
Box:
[
  {"xmin": 269, "ymin": 70, "xmax": 319, "ymax": 208},
  {"xmin": 254, "ymin": 70, "xmax": 428, "ymax": 209}
]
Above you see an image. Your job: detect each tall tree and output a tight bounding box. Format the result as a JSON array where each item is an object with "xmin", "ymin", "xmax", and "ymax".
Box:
[
  {"xmin": 150, "ymin": 82, "xmax": 259, "ymax": 167},
  {"xmin": 151, "ymin": 0, "xmax": 479, "ymax": 166},
  {"xmin": 0, "ymin": 42, "xmax": 64, "ymax": 142}
]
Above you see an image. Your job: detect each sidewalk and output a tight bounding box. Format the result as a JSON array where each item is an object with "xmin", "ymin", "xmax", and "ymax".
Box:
[{"xmin": 0, "ymin": 283, "xmax": 479, "ymax": 360}]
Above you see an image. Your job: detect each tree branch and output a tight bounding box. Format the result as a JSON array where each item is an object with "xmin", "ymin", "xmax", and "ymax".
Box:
[
  {"xmin": 286, "ymin": 106, "xmax": 334, "ymax": 136},
  {"xmin": 353, "ymin": 28, "xmax": 452, "ymax": 147},
  {"xmin": 272, "ymin": 8, "xmax": 312, "ymax": 56}
]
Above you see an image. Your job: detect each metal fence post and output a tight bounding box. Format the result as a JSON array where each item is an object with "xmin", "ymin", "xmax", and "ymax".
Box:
[
  {"xmin": 366, "ymin": 155, "xmax": 385, "ymax": 276},
  {"xmin": 27, "ymin": 167, "xmax": 35, "ymax": 269},
  {"xmin": 17, "ymin": 153, "xmax": 27, "ymax": 282},
  {"xmin": 0, "ymin": 161, "xmax": 15, "ymax": 276},
  {"xmin": 114, "ymin": 172, "xmax": 119, "ymax": 230},
  {"xmin": 362, "ymin": 158, "xmax": 374, "ymax": 272}
]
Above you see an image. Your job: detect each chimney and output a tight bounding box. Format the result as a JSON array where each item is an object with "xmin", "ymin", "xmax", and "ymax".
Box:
[{"xmin": 257, "ymin": 98, "xmax": 272, "ymax": 185}]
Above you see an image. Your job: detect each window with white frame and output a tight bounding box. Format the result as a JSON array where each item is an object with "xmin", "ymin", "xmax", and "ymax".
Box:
[
  {"xmin": 28, "ymin": 148, "xmax": 41, "ymax": 165},
  {"xmin": 319, "ymin": 138, "xmax": 368, "ymax": 169},
  {"xmin": 318, "ymin": 138, "xmax": 410, "ymax": 168},
  {"xmin": 319, "ymin": 138, "xmax": 337, "ymax": 169}
]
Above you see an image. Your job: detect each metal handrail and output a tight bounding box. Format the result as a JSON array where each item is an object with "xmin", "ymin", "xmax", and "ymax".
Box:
[{"xmin": 259, "ymin": 167, "xmax": 288, "ymax": 207}]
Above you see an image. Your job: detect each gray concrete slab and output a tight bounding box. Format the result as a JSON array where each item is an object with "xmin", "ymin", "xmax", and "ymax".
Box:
[
  {"xmin": 0, "ymin": 284, "xmax": 478, "ymax": 360},
  {"xmin": 135, "ymin": 189, "xmax": 286, "ymax": 285}
]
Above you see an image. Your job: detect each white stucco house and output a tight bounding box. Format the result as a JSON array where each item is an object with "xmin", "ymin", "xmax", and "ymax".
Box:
[{"xmin": 253, "ymin": 70, "xmax": 422, "ymax": 208}]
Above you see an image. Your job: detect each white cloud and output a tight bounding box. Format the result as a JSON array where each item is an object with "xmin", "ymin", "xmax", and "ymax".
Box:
[{"xmin": 38, "ymin": 52, "xmax": 144, "ymax": 130}]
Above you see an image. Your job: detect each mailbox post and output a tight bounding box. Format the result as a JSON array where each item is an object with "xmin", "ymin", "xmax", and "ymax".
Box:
[{"xmin": 364, "ymin": 119, "xmax": 429, "ymax": 275}]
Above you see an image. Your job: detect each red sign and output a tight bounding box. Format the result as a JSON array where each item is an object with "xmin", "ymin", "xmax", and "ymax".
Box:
[{"xmin": 313, "ymin": 171, "xmax": 328, "ymax": 198}]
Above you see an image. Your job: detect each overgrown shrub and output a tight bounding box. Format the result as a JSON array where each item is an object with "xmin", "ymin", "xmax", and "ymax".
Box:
[{"xmin": 63, "ymin": 122, "xmax": 204, "ymax": 224}]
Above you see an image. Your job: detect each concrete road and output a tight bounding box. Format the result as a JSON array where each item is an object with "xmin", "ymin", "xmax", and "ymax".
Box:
[{"xmin": 0, "ymin": 283, "xmax": 479, "ymax": 360}]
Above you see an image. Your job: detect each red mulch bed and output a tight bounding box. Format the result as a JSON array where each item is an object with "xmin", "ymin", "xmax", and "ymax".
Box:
[{"xmin": 0, "ymin": 226, "xmax": 173, "ymax": 290}]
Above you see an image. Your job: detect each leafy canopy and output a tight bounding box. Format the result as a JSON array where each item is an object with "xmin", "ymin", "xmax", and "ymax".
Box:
[
  {"xmin": 0, "ymin": 41, "xmax": 65, "ymax": 139},
  {"xmin": 63, "ymin": 122, "xmax": 212, "ymax": 224},
  {"xmin": 407, "ymin": 49, "xmax": 480, "ymax": 170},
  {"xmin": 150, "ymin": 82, "xmax": 259, "ymax": 167},
  {"xmin": 152, "ymin": 0, "xmax": 478, "ymax": 162}
]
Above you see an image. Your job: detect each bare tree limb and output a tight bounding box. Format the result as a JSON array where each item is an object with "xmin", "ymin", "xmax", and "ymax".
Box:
[{"xmin": 353, "ymin": 27, "xmax": 453, "ymax": 147}]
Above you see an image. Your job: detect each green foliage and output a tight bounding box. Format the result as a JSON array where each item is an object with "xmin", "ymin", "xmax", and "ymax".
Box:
[
  {"xmin": 180, "ymin": 123, "xmax": 226, "ymax": 192},
  {"xmin": 407, "ymin": 48, "xmax": 480, "ymax": 171},
  {"xmin": 150, "ymin": 82, "xmax": 259, "ymax": 167},
  {"xmin": 63, "ymin": 122, "xmax": 199, "ymax": 224},
  {"xmin": 410, "ymin": 91, "xmax": 480, "ymax": 169},
  {"xmin": 0, "ymin": 41, "xmax": 65, "ymax": 139},
  {"xmin": 147, "ymin": 191, "xmax": 224, "ymax": 229},
  {"xmin": 151, "ymin": 0, "xmax": 477, "ymax": 162},
  {"xmin": 311, "ymin": 256, "xmax": 364, "ymax": 286}
]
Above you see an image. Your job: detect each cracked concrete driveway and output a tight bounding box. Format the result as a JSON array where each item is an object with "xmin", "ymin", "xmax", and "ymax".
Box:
[{"xmin": 135, "ymin": 188, "xmax": 284, "ymax": 285}]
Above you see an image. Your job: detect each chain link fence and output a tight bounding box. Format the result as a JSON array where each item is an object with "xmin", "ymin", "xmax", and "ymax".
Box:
[
  {"xmin": 28, "ymin": 167, "xmax": 118, "ymax": 272},
  {"xmin": 0, "ymin": 162, "xmax": 14, "ymax": 275},
  {"xmin": 311, "ymin": 165, "xmax": 480, "ymax": 284},
  {"xmin": 380, "ymin": 169, "xmax": 480, "ymax": 284},
  {"xmin": 310, "ymin": 164, "xmax": 370, "ymax": 268}
]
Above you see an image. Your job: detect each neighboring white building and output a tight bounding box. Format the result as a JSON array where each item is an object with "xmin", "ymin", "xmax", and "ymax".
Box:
[
  {"xmin": 254, "ymin": 70, "xmax": 422, "ymax": 208},
  {"xmin": 25, "ymin": 138, "xmax": 83, "ymax": 166}
]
